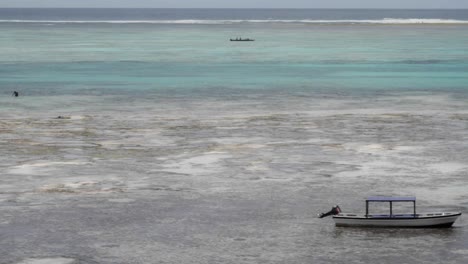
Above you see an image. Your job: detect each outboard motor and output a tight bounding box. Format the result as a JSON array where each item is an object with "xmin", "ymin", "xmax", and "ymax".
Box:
[{"xmin": 318, "ymin": 205, "xmax": 341, "ymax": 218}]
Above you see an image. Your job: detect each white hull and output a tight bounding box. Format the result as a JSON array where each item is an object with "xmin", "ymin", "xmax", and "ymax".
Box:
[{"xmin": 333, "ymin": 212, "xmax": 461, "ymax": 228}]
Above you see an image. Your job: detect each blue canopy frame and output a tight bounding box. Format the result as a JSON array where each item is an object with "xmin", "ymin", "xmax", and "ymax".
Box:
[{"xmin": 365, "ymin": 196, "xmax": 417, "ymax": 217}]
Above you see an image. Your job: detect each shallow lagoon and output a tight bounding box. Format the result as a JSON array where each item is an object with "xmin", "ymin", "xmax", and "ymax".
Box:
[
  {"xmin": 1, "ymin": 89, "xmax": 468, "ymax": 263},
  {"xmin": 1, "ymin": 14, "xmax": 468, "ymax": 263}
]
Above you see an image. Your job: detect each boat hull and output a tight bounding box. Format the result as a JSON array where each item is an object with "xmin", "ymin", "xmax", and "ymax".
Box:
[
  {"xmin": 230, "ymin": 39, "xmax": 254, "ymax": 41},
  {"xmin": 333, "ymin": 213, "xmax": 461, "ymax": 228}
]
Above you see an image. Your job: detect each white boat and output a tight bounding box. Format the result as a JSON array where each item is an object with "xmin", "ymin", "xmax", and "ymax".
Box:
[{"xmin": 320, "ymin": 196, "xmax": 462, "ymax": 228}]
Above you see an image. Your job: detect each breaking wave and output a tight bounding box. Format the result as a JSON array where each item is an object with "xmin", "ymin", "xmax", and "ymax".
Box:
[{"xmin": 1, "ymin": 18, "xmax": 468, "ymax": 25}]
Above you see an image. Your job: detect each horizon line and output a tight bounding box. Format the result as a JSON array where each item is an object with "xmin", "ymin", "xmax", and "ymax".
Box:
[{"xmin": 1, "ymin": 7, "xmax": 468, "ymax": 10}]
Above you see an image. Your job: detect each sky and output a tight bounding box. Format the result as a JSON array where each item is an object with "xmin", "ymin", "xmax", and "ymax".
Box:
[{"xmin": 0, "ymin": 0, "xmax": 467, "ymax": 9}]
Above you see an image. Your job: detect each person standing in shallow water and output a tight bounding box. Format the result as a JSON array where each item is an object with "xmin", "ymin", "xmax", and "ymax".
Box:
[{"xmin": 12, "ymin": 91, "xmax": 19, "ymax": 97}]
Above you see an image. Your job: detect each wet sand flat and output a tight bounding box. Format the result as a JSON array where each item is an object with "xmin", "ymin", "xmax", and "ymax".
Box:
[{"xmin": 1, "ymin": 91, "xmax": 467, "ymax": 263}]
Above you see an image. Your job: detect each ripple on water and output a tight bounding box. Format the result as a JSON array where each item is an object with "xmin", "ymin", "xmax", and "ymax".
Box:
[
  {"xmin": 7, "ymin": 161, "xmax": 90, "ymax": 175},
  {"xmin": 38, "ymin": 181, "xmax": 125, "ymax": 194},
  {"xmin": 16, "ymin": 257, "xmax": 77, "ymax": 264},
  {"xmin": 161, "ymin": 152, "xmax": 231, "ymax": 176}
]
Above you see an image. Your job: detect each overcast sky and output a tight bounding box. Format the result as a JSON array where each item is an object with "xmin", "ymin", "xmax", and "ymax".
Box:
[{"xmin": 1, "ymin": 0, "xmax": 467, "ymax": 9}]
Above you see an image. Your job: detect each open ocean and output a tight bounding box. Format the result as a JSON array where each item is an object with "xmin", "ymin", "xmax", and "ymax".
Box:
[{"xmin": 1, "ymin": 8, "xmax": 468, "ymax": 264}]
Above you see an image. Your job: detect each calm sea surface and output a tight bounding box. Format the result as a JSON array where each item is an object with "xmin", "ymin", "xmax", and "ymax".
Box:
[{"xmin": 1, "ymin": 9, "xmax": 468, "ymax": 264}]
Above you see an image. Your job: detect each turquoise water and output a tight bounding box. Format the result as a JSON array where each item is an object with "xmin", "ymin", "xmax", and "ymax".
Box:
[{"xmin": 1, "ymin": 23, "xmax": 468, "ymax": 98}]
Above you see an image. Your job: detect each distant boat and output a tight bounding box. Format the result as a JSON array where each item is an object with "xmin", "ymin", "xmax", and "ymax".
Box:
[
  {"xmin": 230, "ymin": 38, "xmax": 255, "ymax": 41},
  {"xmin": 319, "ymin": 196, "xmax": 462, "ymax": 228}
]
